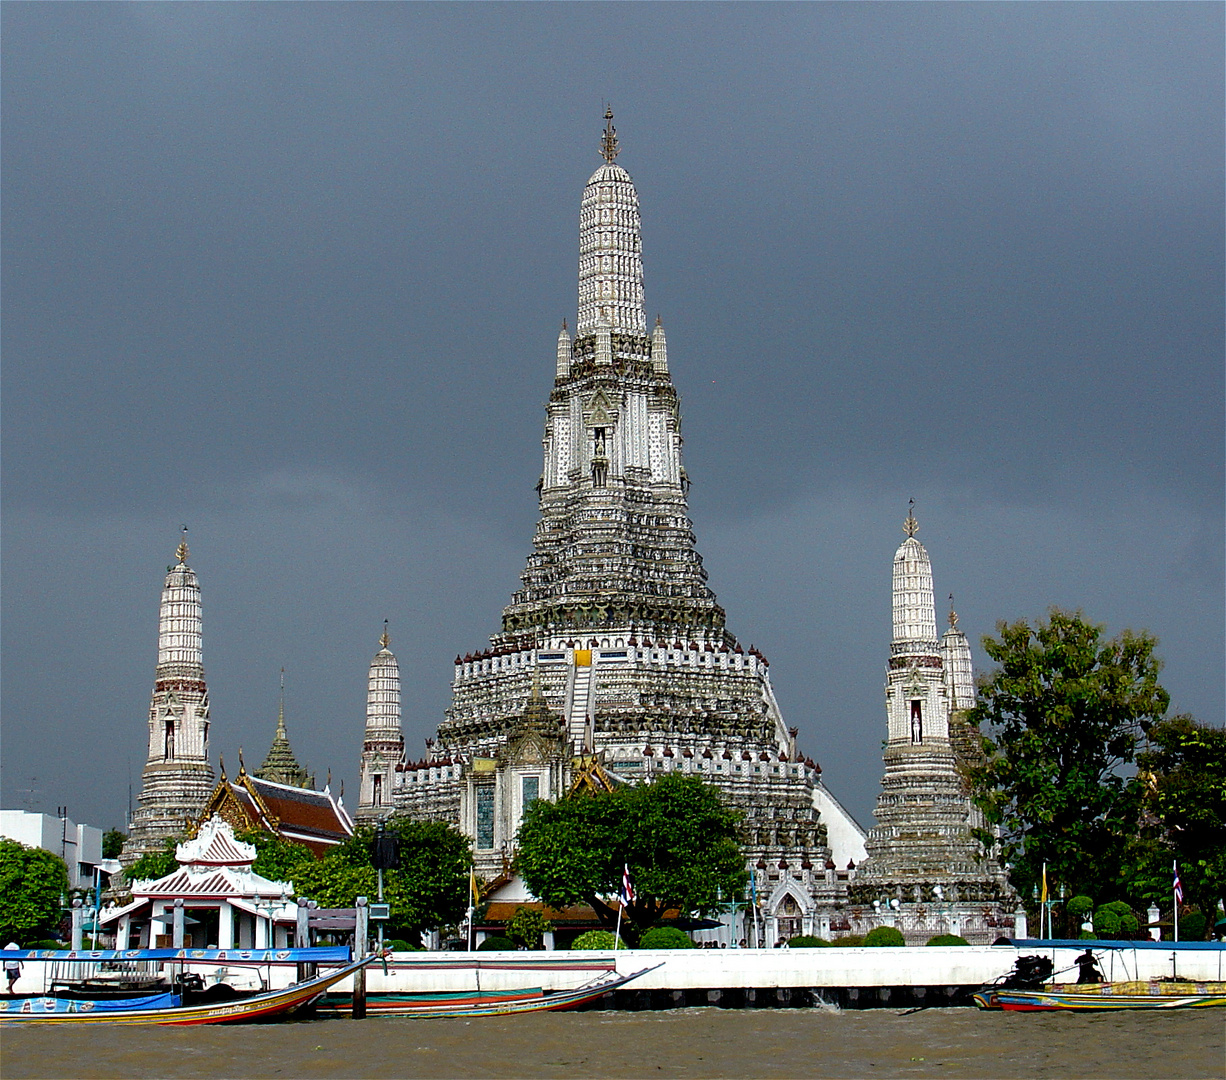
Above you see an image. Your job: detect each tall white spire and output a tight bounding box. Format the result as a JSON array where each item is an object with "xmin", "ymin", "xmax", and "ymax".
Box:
[
  {"xmin": 122, "ymin": 529, "xmax": 216, "ymax": 867},
  {"xmin": 891, "ymin": 501, "xmax": 939, "ymax": 653},
  {"xmin": 941, "ymin": 600, "xmax": 975, "ymax": 712},
  {"xmin": 357, "ymin": 622, "xmax": 403, "ymax": 820},
  {"xmin": 576, "ymin": 109, "xmax": 646, "ymax": 336}
]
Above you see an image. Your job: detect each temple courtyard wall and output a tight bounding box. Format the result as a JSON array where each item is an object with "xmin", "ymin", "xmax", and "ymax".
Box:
[{"xmin": 314, "ymin": 942, "xmax": 1226, "ymax": 1005}]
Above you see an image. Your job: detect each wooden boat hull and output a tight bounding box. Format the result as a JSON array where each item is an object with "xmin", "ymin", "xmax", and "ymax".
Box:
[
  {"xmin": 313, "ymin": 965, "xmax": 657, "ymax": 1018},
  {"xmin": 0, "ymin": 955, "xmax": 373, "ymax": 1026},
  {"xmin": 974, "ymin": 981, "xmax": 1226, "ymax": 1012}
]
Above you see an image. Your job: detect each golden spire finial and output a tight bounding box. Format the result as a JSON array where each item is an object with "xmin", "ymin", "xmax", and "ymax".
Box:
[
  {"xmin": 600, "ymin": 106, "xmax": 619, "ymax": 163},
  {"xmin": 903, "ymin": 498, "xmax": 919, "ymax": 538},
  {"xmin": 949, "ymin": 593, "xmax": 958, "ymax": 629},
  {"xmin": 380, "ymin": 620, "xmax": 390, "ymax": 651},
  {"xmin": 176, "ymin": 524, "xmax": 189, "ymax": 564},
  {"xmin": 277, "ymin": 668, "xmax": 287, "ymax": 735},
  {"xmin": 530, "ymin": 664, "xmax": 544, "ymax": 701}
]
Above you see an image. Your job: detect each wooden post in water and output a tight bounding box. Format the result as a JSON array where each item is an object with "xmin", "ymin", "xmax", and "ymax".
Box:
[
  {"xmin": 352, "ymin": 896, "xmax": 369, "ymax": 1019},
  {"xmin": 295, "ymin": 897, "xmax": 310, "ymax": 983}
]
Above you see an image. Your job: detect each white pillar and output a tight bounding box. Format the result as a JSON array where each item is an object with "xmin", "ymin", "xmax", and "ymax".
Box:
[
  {"xmin": 1013, "ymin": 908, "xmax": 1028, "ymax": 939},
  {"xmin": 172, "ymin": 899, "xmax": 185, "ymax": 949},
  {"xmin": 71, "ymin": 899, "xmax": 84, "ymax": 950},
  {"xmin": 219, "ymin": 904, "xmax": 234, "ymax": 949}
]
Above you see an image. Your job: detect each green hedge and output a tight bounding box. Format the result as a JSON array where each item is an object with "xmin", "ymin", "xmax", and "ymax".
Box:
[
  {"xmin": 863, "ymin": 926, "xmax": 906, "ymax": 947},
  {"xmin": 476, "ymin": 936, "xmax": 515, "ymax": 951},
  {"xmin": 925, "ymin": 934, "xmax": 969, "ymax": 946},
  {"xmin": 638, "ymin": 926, "xmax": 695, "ymax": 950},
  {"xmin": 570, "ymin": 930, "xmax": 628, "ymax": 950},
  {"xmin": 785, "ymin": 935, "xmax": 832, "ymax": 948}
]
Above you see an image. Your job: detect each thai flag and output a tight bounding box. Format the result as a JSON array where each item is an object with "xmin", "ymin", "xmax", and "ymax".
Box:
[
  {"xmin": 620, "ymin": 864, "xmax": 635, "ymax": 907},
  {"xmin": 1173, "ymin": 864, "xmax": 1183, "ymax": 904}
]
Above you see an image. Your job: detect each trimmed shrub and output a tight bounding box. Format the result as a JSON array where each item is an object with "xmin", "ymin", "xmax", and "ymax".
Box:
[
  {"xmin": 1093, "ymin": 901, "xmax": 1138, "ymax": 940},
  {"xmin": 476, "ymin": 935, "xmax": 515, "ymax": 951},
  {"xmin": 785, "ymin": 935, "xmax": 832, "ymax": 948},
  {"xmin": 834, "ymin": 934, "xmax": 865, "ymax": 946},
  {"xmin": 638, "ymin": 926, "xmax": 695, "ymax": 950},
  {"xmin": 570, "ymin": 930, "xmax": 627, "ymax": 950},
  {"xmin": 1066, "ymin": 895, "xmax": 1094, "ymax": 920},
  {"xmin": 925, "ymin": 934, "xmax": 969, "ymax": 946},
  {"xmin": 1179, "ymin": 911, "xmax": 1207, "ymax": 942},
  {"xmin": 863, "ymin": 926, "xmax": 906, "ymax": 947},
  {"xmin": 383, "ymin": 939, "xmax": 421, "ymax": 952},
  {"xmin": 1078, "ymin": 930, "xmax": 1097, "ymax": 940}
]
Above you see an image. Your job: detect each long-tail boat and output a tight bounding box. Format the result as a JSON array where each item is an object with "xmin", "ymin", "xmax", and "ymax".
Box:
[
  {"xmin": 0, "ymin": 946, "xmax": 372, "ymax": 1025},
  {"xmin": 974, "ymin": 942, "xmax": 1226, "ymax": 1012},
  {"xmin": 313, "ymin": 958, "xmax": 661, "ymax": 1018}
]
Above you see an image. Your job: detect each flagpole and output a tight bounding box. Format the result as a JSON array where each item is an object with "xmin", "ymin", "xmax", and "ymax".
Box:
[
  {"xmin": 614, "ymin": 901, "xmax": 623, "ymax": 951},
  {"xmin": 1173, "ymin": 860, "xmax": 1179, "ymax": 943}
]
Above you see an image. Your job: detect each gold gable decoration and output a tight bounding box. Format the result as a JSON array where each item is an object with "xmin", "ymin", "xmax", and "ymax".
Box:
[
  {"xmin": 195, "ymin": 757, "xmax": 282, "ymax": 836},
  {"xmin": 568, "ymin": 753, "xmax": 618, "ymax": 795}
]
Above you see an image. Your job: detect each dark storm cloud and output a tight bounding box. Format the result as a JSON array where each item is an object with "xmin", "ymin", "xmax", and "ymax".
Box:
[{"xmin": 3, "ymin": 3, "xmax": 1221, "ymax": 830}]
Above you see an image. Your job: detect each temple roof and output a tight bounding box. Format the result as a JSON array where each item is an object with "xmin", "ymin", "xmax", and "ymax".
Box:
[{"xmin": 197, "ymin": 760, "xmax": 353, "ymax": 857}]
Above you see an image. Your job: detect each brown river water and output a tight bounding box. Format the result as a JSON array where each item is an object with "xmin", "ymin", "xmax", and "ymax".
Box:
[{"xmin": 2, "ymin": 1008, "xmax": 1222, "ymax": 1080}]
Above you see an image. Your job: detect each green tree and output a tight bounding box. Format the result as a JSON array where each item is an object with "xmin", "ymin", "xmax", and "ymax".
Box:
[
  {"xmin": 1135, "ymin": 714, "xmax": 1226, "ymax": 930},
  {"xmin": 516, "ymin": 772, "xmax": 747, "ymax": 947},
  {"xmin": 967, "ymin": 610, "xmax": 1170, "ymax": 903},
  {"xmin": 293, "ymin": 818, "xmax": 471, "ymax": 946},
  {"xmin": 0, "ymin": 839, "xmax": 70, "ymax": 944},
  {"xmin": 126, "ymin": 837, "xmax": 183, "ymax": 882},
  {"xmin": 102, "ymin": 829, "xmax": 127, "ymax": 860},
  {"xmin": 505, "ymin": 905, "xmax": 550, "ymax": 950},
  {"xmin": 234, "ymin": 828, "xmax": 316, "ymax": 883}
]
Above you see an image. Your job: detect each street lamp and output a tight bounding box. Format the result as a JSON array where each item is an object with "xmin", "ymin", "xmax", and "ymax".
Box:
[{"xmin": 91, "ymin": 859, "xmax": 123, "ymax": 948}]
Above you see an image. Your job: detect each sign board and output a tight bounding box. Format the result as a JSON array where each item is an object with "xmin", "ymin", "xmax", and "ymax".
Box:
[
  {"xmin": 308, "ymin": 908, "xmax": 358, "ymax": 931},
  {"xmin": 369, "ymin": 903, "xmax": 390, "ymax": 921}
]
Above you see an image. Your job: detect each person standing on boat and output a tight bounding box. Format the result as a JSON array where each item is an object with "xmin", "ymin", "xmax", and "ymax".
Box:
[
  {"xmin": 1074, "ymin": 949, "xmax": 1103, "ymax": 984},
  {"xmin": 4, "ymin": 943, "xmax": 22, "ymax": 994}
]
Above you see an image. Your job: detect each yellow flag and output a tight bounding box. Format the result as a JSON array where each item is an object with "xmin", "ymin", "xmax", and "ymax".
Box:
[
  {"xmin": 470, "ymin": 868, "xmax": 479, "ymax": 906},
  {"xmin": 1040, "ymin": 863, "xmax": 1048, "ymax": 905}
]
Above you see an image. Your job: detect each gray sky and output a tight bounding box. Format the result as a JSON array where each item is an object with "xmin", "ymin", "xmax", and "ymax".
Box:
[{"xmin": 3, "ymin": 3, "xmax": 1222, "ymax": 834}]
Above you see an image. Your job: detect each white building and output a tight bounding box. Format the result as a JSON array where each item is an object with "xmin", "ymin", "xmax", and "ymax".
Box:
[
  {"xmin": 0, "ymin": 809, "xmax": 103, "ymax": 891},
  {"xmin": 104, "ymin": 816, "xmax": 296, "ymax": 950}
]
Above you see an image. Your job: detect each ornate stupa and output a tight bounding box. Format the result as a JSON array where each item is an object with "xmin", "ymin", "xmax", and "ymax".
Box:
[
  {"xmin": 122, "ymin": 530, "xmax": 216, "ymax": 866},
  {"xmin": 255, "ymin": 670, "xmax": 313, "ymax": 789},
  {"xmin": 852, "ymin": 505, "xmax": 1012, "ymax": 942},
  {"xmin": 386, "ymin": 113, "xmax": 866, "ymax": 942},
  {"xmin": 356, "ymin": 624, "xmax": 404, "ymax": 821}
]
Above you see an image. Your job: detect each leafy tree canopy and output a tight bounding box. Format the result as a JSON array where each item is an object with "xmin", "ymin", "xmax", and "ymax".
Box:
[
  {"xmin": 233, "ymin": 828, "xmax": 316, "ymax": 883},
  {"xmin": 293, "ymin": 818, "xmax": 471, "ymax": 945},
  {"xmin": 968, "ymin": 610, "xmax": 1170, "ymax": 902},
  {"xmin": 505, "ymin": 905, "xmax": 550, "ymax": 950},
  {"xmin": 1136, "ymin": 714, "xmax": 1226, "ymax": 929},
  {"xmin": 126, "ymin": 837, "xmax": 183, "ymax": 883},
  {"xmin": 102, "ymin": 829, "xmax": 127, "ymax": 861},
  {"xmin": 516, "ymin": 772, "xmax": 747, "ymax": 946},
  {"xmin": 0, "ymin": 839, "xmax": 69, "ymax": 944}
]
